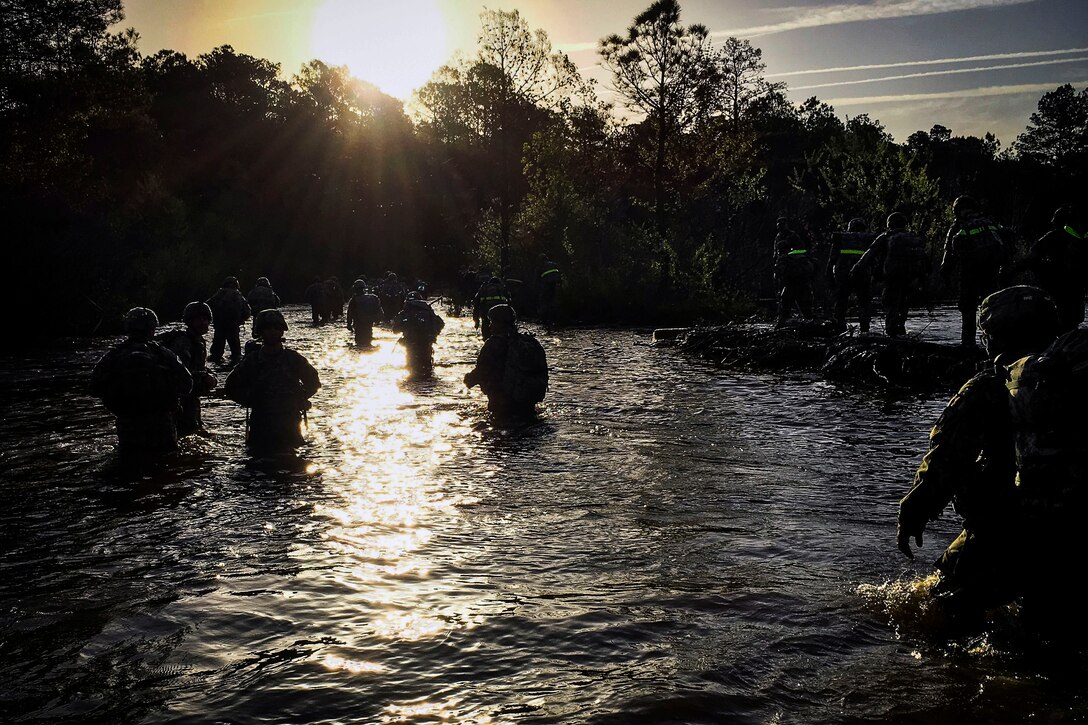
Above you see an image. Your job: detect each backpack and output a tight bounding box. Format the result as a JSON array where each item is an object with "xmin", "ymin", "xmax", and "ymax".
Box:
[
  {"xmin": 883, "ymin": 231, "xmax": 927, "ymax": 280},
  {"xmin": 358, "ymin": 293, "xmax": 383, "ymax": 321},
  {"xmin": 99, "ymin": 342, "xmax": 183, "ymax": 416},
  {"xmin": 1005, "ymin": 329, "xmax": 1088, "ymax": 509},
  {"xmin": 502, "ymin": 332, "xmax": 548, "ymax": 405}
]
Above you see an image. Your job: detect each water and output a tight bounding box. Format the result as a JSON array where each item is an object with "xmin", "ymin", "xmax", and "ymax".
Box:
[{"xmin": 2, "ymin": 305, "xmax": 1085, "ymax": 723}]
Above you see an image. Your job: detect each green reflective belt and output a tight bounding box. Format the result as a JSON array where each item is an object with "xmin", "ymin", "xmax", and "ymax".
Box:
[
  {"xmin": 839, "ymin": 249, "xmax": 865, "ymax": 255},
  {"xmin": 958, "ymin": 224, "xmax": 999, "ymax": 236},
  {"xmin": 540, "ymin": 268, "xmax": 559, "ymax": 278},
  {"xmin": 1065, "ymin": 225, "xmax": 1083, "ymax": 240},
  {"xmin": 482, "ymin": 296, "xmax": 506, "ymax": 302},
  {"xmin": 787, "ymin": 249, "xmax": 808, "ymax": 255}
]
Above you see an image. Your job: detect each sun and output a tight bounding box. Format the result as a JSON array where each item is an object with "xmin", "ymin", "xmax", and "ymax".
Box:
[{"xmin": 311, "ymin": 0, "xmax": 449, "ymax": 100}]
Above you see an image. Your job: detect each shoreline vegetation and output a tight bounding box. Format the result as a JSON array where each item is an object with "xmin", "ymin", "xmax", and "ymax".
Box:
[{"xmin": 4, "ymin": 1, "xmax": 1085, "ymax": 338}]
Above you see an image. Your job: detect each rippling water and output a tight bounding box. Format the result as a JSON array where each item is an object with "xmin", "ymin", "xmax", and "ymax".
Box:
[{"xmin": 2, "ymin": 305, "xmax": 1085, "ymax": 723}]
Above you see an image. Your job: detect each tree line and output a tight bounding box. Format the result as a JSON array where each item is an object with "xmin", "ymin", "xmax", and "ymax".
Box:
[{"xmin": 3, "ymin": 0, "xmax": 1085, "ymax": 336}]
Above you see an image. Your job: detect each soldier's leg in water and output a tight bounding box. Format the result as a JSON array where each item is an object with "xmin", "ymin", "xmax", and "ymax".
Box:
[
  {"xmin": 833, "ymin": 274, "xmax": 850, "ymax": 327},
  {"xmin": 776, "ymin": 283, "xmax": 792, "ymax": 325},
  {"xmin": 797, "ymin": 280, "xmax": 814, "ymax": 319},
  {"xmin": 855, "ymin": 277, "xmax": 872, "ymax": 334},
  {"xmin": 209, "ymin": 326, "xmax": 226, "ymax": 361},
  {"xmin": 958, "ymin": 293, "xmax": 978, "ymax": 346},
  {"xmin": 227, "ymin": 326, "xmax": 241, "ymax": 360}
]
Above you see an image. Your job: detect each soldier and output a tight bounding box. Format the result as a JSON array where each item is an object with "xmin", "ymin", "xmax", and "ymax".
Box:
[
  {"xmin": 853, "ymin": 212, "xmax": 929, "ymax": 337},
  {"xmin": 392, "ymin": 292, "xmax": 444, "ymax": 376},
  {"xmin": 940, "ymin": 195, "xmax": 1011, "ymax": 347},
  {"xmin": 537, "ymin": 253, "xmax": 561, "ymax": 327},
  {"xmin": 896, "ymin": 286, "xmax": 1060, "ymax": 614},
  {"xmin": 378, "ymin": 272, "xmax": 407, "ymax": 321},
  {"xmin": 206, "ymin": 276, "xmax": 252, "ymax": 363},
  {"xmin": 246, "ymin": 277, "xmax": 281, "ymax": 316},
  {"xmin": 157, "ymin": 301, "xmax": 218, "ymax": 436},
  {"xmin": 1019, "ymin": 205, "xmax": 1086, "ymax": 332},
  {"xmin": 772, "ymin": 217, "xmax": 814, "ymax": 326},
  {"xmin": 224, "ymin": 309, "xmax": 321, "ymax": 455},
  {"xmin": 305, "ymin": 276, "xmax": 328, "ymax": 325},
  {"xmin": 325, "ymin": 276, "xmax": 345, "ymax": 320},
  {"xmin": 472, "ymin": 276, "xmax": 513, "ymax": 340},
  {"xmin": 826, "ymin": 218, "xmax": 876, "ymax": 333},
  {"xmin": 91, "ymin": 307, "xmax": 193, "ymax": 455},
  {"xmin": 464, "ymin": 304, "xmax": 548, "ymax": 420},
  {"xmin": 345, "ymin": 279, "xmax": 384, "ymax": 346}
]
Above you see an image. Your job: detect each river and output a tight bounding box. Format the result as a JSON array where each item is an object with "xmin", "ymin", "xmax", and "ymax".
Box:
[{"xmin": 2, "ymin": 304, "xmax": 1084, "ymax": 723}]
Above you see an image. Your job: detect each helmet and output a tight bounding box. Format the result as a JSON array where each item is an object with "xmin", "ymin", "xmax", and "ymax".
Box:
[
  {"xmin": 847, "ymin": 218, "xmax": 867, "ymax": 233},
  {"xmin": 886, "ymin": 212, "xmax": 908, "ymax": 230},
  {"xmin": 487, "ymin": 304, "xmax": 516, "ymax": 325},
  {"xmin": 352, "ymin": 279, "xmax": 367, "ymax": 293},
  {"xmin": 952, "ymin": 195, "xmax": 976, "ymax": 216},
  {"xmin": 488, "ymin": 276, "xmax": 502, "ymax": 285},
  {"xmin": 124, "ymin": 307, "xmax": 158, "ymax": 338},
  {"xmin": 977, "ymin": 286, "xmax": 1060, "ymax": 357},
  {"xmin": 222, "ymin": 276, "xmax": 239, "ymax": 289},
  {"xmin": 405, "ymin": 298, "xmax": 430, "ymax": 311},
  {"xmin": 182, "ymin": 301, "xmax": 212, "ymax": 324},
  {"xmin": 406, "ymin": 291, "xmax": 421, "ymax": 301},
  {"xmin": 252, "ymin": 309, "xmax": 289, "ymax": 336},
  {"xmin": 256, "ymin": 277, "xmax": 270, "ymax": 287}
]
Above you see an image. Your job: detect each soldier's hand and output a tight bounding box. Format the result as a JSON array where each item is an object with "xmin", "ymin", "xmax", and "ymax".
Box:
[{"xmin": 896, "ymin": 524, "xmax": 922, "ymax": 559}]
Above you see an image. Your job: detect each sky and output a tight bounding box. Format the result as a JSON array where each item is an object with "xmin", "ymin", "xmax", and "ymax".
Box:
[{"xmin": 119, "ymin": 0, "xmax": 1088, "ymax": 145}]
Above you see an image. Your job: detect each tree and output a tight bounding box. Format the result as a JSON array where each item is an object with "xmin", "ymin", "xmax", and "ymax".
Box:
[
  {"xmin": 599, "ymin": 0, "xmax": 715, "ymax": 284},
  {"xmin": 716, "ymin": 37, "xmax": 783, "ymax": 133},
  {"xmin": 414, "ymin": 9, "xmax": 593, "ymax": 272},
  {"xmin": 1014, "ymin": 84, "xmax": 1088, "ymax": 172}
]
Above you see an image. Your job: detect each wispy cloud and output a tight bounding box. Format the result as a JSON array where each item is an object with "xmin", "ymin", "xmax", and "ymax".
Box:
[
  {"xmin": 711, "ymin": 0, "xmax": 1037, "ymax": 39},
  {"xmin": 768, "ymin": 47, "xmax": 1088, "ymax": 78},
  {"xmin": 823, "ymin": 79, "xmax": 1086, "ymax": 106},
  {"xmin": 790, "ymin": 56, "xmax": 1088, "ymax": 90}
]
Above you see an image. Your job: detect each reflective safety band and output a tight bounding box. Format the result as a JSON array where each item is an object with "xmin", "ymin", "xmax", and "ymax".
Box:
[
  {"xmin": 482, "ymin": 295, "xmax": 507, "ymax": 302},
  {"xmin": 787, "ymin": 249, "xmax": 808, "ymax": 255},
  {"xmin": 540, "ymin": 268, "xmax": 559, "ymax": 277},
  {"xmin": 839, "ymin": 249, "xmax": 865, "ymax": 255},
  {"xmin": 957, "ymin": 224, "xmax": 999, "ymax": 236},
  {"xmin": 1065, "ymin": 225, "xmax": 1083, "ymax": 239}
]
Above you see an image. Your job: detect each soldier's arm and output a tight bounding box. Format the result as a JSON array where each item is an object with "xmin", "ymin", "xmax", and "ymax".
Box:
[
  {"xmin": 897, "ymin": 373, "xmax": 1000, "ymax": 555},
  {"xmin": 298, "ymin": 354, "xmax": 321, "ymax": 399}
]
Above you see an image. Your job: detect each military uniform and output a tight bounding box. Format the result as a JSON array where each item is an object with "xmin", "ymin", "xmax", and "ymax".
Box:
[
  {"xmin": 392, "ymin": 300, "xmax": 444, "ymax": 375},
  {"xmin": 158, "ymin": 328, "xmax": 216, "ymax": 435},
  {"xmin": 941, "ymin": 211, "xmax": 1010, "ymax": 345},
  {"xmin": 773, "ymin": 228, "xmax": 814, "ymax": 325},
  {"xmin": 855, "ymin": 228, "xmax": 928, "ymax": 337},
  {"xmin": 224, "ymin": 344, "xmax": 320, "ymax": 454},
  {"xmin": 473, "ymin": 280, "xmax": 512, "ymax": 340},
  {"xmin": 346, "ymin": 291, "xmax": 384, "ymax": 346},
  {"xmin": 305, "ymin": 279, "xmax": 328, "ymax": 324},
  {"xmin": 207, "ymin": 286, "xmax": 251, "ymax": 361},
  {"xmin": 1021, "ymin": 224, "xmax": 1087, "ymax": 332},
  {"xmin": 246, "ymin": 284, "xmax": 280, "ymax": 315},
  {"xmin": 898, "ymin": 368, "xmax": 1020, "ymax": 608},
  {"xmin": 92, "ymin": 339, "xmax": 193, "ymax": 454},
  {"xmin": 826, "ymin": 230, "xmax": 875, "ymax": 332}
]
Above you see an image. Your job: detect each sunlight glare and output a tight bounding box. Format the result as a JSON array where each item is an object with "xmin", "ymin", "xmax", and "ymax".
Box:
[{"xmin": 311, "ymin": 0, "xmax": 449, "ymax": 100}]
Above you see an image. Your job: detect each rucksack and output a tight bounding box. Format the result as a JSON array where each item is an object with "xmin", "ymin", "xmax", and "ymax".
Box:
[
  {"xmin": 883, "ymin": 231, "xmax": 927, "ymax": 280},
  {"xmin": 357, "ymin": 293, "xmax": 383, "ymax": 321},
  {"xmin": 502, "ymin": 332, "xmax": 548, "ymax": 405},
  {"xmin": 1005, "ymin": 328, "xmax": 1088, "ymax": 508},
  {"xmin": 99, "ymin": 342, "xmax": 183, "ymax": 416}
]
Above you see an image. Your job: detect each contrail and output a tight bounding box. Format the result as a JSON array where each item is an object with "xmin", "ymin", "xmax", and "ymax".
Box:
[
  {"xmin": 823, "ymin": 80, "xmax": 1087, "ymax": 106},
  {"xmin": 790, "ymin": 56, "xmax": 1088, "ymax": 90},
  {"xmin": 768, "ymin": 47, "xmax": 1088, "ymax": 78}
]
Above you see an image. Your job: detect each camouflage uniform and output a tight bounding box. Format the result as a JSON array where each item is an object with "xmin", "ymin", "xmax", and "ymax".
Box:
[
  {"xmin": 246, "ymin": 284, "xmax": 280, "ymax": 316},
  {"xmin": 392, "ymin": 300, "xmax": 444, "ymax": 375},
  {"xmin": 346, "ymin": 291, "xmax": 384, "ymax": 346},
  {"xmin": 473, "ymin": 279, "xmax": 512, "ymax": 340},
  {"xmin": 773, "ymin": 227, "xmax": 814, "ymax": 325},
  {"xmin": 941, "ymin": 211, "xmax": 1010, "ymax": 345},
  {"xmin": 898, "ymin": 367, "xmax": 1020, "ymax": 608},
  {"xmin": 826, "ymin": 229, "xmax": 875, "ymax": 332},
  {"xmin": 158, "ymin": 329, "xmax": 216, "ymax": 435},
  {"xmin": 1021, "ymin": 223, "xmax": 1087, "ymax": 332},
  {"xmin": 855, "ymin": 227, "xmax": 928, "ymax": 337},
  {"xmin": 224, "ymin": 344, "xmax": 320, "ymax": 455},
  {"xmin": 92, "ymin": 339, "xmax": 193, "ymax": 454},
  {"xmin": 207, "ymin": 286, "xmax": 251, "ymax": 361}
]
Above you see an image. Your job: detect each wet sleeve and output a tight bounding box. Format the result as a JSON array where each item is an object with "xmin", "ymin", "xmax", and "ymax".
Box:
[
  {"xmin": 296, "ymin": 353, "xmax": 321, "ymax": 399},
  {"xmin": 90, "ymin": 350, "xmax": 115, "ymax": 398},
  {"xmin": 162, "ymin": 347, "xmax": 193, "ymax": 396},
  {"xmin": 898, "ymin": 373, "xmax": 1001, "ymax": 529}
]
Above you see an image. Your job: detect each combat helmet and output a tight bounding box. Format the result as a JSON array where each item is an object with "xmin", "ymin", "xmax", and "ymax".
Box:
[
  {"xmin": 124, "ymin": 307, "xmax": 159, "ymax": 339},
  {"xmin": 252, "ymin": 308, "xmax": 288, "ymax": 336},
  {"xmin": 886, "ymin": 212, "xmax": 908, "ymax": 230},
  {"xmin": 352, "ymin": 279, "xmax": 367, "ymax": 294},
  {"xmin": 222, "ymin": 276, "xmax": 240, "ymax": 289},
  {"xmin": 256, "ymin": 277, "xmax": 270, "ymax": 288},
  {"xmin": 487, "ymin": 304, "xmax": 516, "ymax": 326},
  {"xmin": 847, "ymin": 218, "xmax": 867, "ymax": 233},
  {"xmin": 183, "ymin": 301, "xmax": 213, "ymax": 324},
  {"xmin": 952, "ymin": 195, "xmax": 977, "ymax": 217},
  {"xmin": 977, "ymin": 286, "xmax": 1060, "ymax": 358}
]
